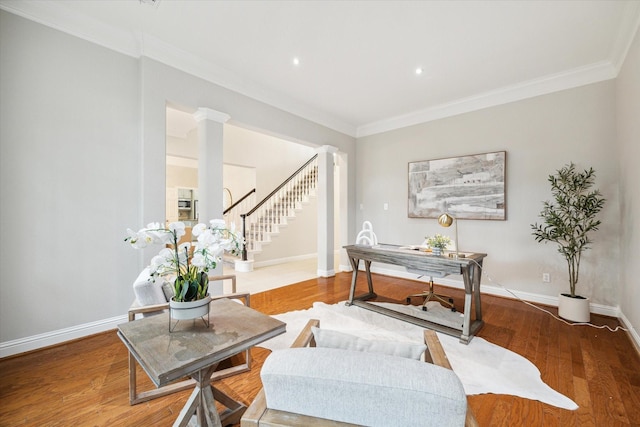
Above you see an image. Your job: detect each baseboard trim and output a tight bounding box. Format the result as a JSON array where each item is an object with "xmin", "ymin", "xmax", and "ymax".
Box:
[
  {"xmin": 344, "ymin": 262, "xmax": 639, "ymax": 351},
  {"xmin": 5, "ymin": 261, "xmax": 637, "ymax": 358},
  {"xmin": 619, "ymin": 312, "xmax": 640, "ymax": 354},
  {"xmin": 0, "ymin": 314, "xmax": 127, "ymax": 359},
  {"xmin": 251, "ymin": 252, "xmax": 317, "ymax": 269},
  {"xmin": 317, "ymin": 268, "xmax": 336, "ymax": 277},
  {"xmin": 366, "ymin": 264, "xmax": 621, "ymax": 316}
]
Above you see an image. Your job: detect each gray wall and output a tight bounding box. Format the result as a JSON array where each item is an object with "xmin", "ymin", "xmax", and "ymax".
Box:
[
  {"xmin": 616, "ymin": 27, "xmax": 640, "ymax": 344},
  {"xmin": 0, "ymin": 11, "xmax": 355, "ymax": 353},
  {"xmin": 1, "ymin": 11, "xmax": 140, "ymax": 341},
  {"xmin": 356, "ymin": 81, "xmax": 621, "ymax": 310}
]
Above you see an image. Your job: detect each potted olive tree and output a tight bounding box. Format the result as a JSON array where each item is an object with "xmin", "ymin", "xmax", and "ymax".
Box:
[{"xmin": 531, "ymin": 163, "xmax": 605, "ymax": 322}]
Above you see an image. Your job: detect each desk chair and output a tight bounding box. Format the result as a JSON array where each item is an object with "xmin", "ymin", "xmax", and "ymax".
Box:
[{"xmin": 406, "ymin": 273, "xmax": 456, "ymax": 312}]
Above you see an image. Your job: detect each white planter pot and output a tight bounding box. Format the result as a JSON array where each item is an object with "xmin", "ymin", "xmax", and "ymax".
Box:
[
  {"xmin": 557, "ymin": 293, "xmax": 590, "ymax": 323},
  {"xmin": 235, "ymin": 259, "xmax": 254, "ymax": 272},
  {"xmin": 169, "ymin": 295, "xmax": 211, "ymax": 320}
]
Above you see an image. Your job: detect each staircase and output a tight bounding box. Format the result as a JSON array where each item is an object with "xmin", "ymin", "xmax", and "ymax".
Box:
[{"xmin": 224, "ymin": 155, "xmax": 318, "ymax": 261}]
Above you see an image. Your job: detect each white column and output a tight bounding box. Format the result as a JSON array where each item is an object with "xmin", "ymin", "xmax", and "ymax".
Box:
[
  {"xmin": 193, "ymin": 108, "xmax": 229, "ymax": 222},
  {"xmin": 317, "ymin": 145, "xmax": 337, "ymax": 277},
  {"xmin": 193, "ymin": 108, "xmax": 230, "ymax": 287}
]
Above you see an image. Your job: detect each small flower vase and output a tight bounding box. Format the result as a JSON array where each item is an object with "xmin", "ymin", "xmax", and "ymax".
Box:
[{"xmin": 432, "ymin": 247, "xmax": 443, "ymax": 256}]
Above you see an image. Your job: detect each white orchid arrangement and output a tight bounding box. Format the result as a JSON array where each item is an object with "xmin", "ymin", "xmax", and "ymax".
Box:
[
  {"xmin": 125, "ymin": 219, "xmax": 244, "ymax": 302},
  {"xmin": 426, "ymin": 233, "xmax": 452, "ymax": 250}
]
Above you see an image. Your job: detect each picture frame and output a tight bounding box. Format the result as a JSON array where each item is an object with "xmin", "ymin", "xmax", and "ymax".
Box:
[{"xmin": 408, "ymin": 151, "xmax": 506, "ymax": 220}]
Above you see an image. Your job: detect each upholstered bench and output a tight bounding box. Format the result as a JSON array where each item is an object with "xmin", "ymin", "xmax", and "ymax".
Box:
[{"xmin": 242, "ymin": 320, "xmax": 478, "ymax": 427}]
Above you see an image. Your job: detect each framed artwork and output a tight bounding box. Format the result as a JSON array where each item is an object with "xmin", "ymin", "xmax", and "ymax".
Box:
[{"xmin": 408, "ymin": 151, "xmax": 506, "ymax": 220}]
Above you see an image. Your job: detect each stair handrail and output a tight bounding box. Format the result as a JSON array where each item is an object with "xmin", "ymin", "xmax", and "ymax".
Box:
[
  {"xmin": 243, "ymin": 154, "xmax": 318, "ymax": 217},
  {"xmin": 240, "ymin": 154, "xmax": 318, "ymax": 260},
  {"xmin": 224, "ymin": 188, "xmax": 256, "ymax": 215}
]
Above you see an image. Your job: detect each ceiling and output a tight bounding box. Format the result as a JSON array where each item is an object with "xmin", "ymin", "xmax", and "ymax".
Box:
[{"xmin": 3, "ymin": 0, "xmax": 639, "ymax": 137}]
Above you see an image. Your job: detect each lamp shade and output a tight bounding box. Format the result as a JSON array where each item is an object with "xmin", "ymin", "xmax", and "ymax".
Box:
[
  {"xmin": 437, "ymin": 213, "xmax": 460, "ymax": 258},
  {"xmin": 438, "ymin": 213, "xmax": 454, "ymax": 228}
]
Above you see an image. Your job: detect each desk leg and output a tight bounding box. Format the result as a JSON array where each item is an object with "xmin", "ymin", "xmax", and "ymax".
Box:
[
  {"xmin": 346, "ymin": 257, "xmax": 377, "ymax": 306},
  {"xmin": 364, "ymin": 260, "xmax": 374, "ymax": 295},
  {"xmin": 347, "ymin": 257, "xmax": 359, "ymax": 305},
  {"xmin": 460, "ymin": 267, "xmax": 473, "ymax": 344},
  {"xmin": 473, "ymin": 260, "xmax": 483, "ymax": 321}
]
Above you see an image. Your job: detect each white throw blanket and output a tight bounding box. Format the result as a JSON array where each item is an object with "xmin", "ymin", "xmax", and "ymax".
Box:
[{"xmin": 259, "ymin": 301, "xmax": 578, "ymax": 411}]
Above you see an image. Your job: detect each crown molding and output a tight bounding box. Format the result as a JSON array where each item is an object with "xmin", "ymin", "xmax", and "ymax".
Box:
[
  {"xmin": 167, "ymin": 155, "xmax": 197, "ymax": 169},
  {"xmin": 0, "ymin": 1, "xmax": 357, "ymax": 138},
  {"xmin": 610, "ymin": 1, "xmax": 640, "ymax": 72},
  {"xmin": 3, "ymin": 0, "xmax": 637, "ymax": 140},
  {"xmin": 193, "ymin": 108, "xmax": 230, "ymax": 124},
  {"xmin": 356, "ymin": 60, "xmax": 618, "ymax": 138},
  {"xmin": 143, "ymin": 34, "xmax": 357, "ymax": 137},
  {"xmin": 0, "ymin": 0, "xmax": 140, "ymax": 57}
]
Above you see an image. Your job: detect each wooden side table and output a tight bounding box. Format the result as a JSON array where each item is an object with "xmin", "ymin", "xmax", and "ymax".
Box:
[
  {"xmin": 126, "ymin": 292, "xmax": 252, "ymax": 405},
  {"xmin": 118, "ymin": 298, "xmax": 286, "ymax": 427}
]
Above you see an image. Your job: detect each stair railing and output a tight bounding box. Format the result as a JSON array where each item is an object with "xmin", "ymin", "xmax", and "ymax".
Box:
[
  {"xmin": 223, "ymin": 189, "xmax": 256, "ymax": 238},
  {"xmin": 239, "ymin": 154, "xmax": 318, "ymax": 261}
]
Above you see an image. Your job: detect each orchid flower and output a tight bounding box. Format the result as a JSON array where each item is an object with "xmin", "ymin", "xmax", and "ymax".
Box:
[{"xmin": 126, "ymin": 220, "xmax": 244, "ymax": 301}]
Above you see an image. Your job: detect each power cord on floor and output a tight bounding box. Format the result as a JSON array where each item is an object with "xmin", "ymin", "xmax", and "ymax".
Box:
[{"xmin": 466, "ymin": 258, "xmax": 628, "ymax": 333}]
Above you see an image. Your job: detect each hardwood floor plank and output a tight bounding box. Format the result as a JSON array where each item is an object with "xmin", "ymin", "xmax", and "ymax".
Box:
[{"xmin": 0, "ymin": 272, "xmax": 638, "ymax": 426}]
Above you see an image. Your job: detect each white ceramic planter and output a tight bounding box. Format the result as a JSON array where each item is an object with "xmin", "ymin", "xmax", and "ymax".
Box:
[
  {"xmin": 557, "ymin": 293, "xmax": 590, "ymax": 323},
  {"xmin": 169, "ymin": 295, "xmax": 211, "ymax": 320},
  {"xmin": 235, "ymin": 259, "xmax": 254, "ymax": 272}
]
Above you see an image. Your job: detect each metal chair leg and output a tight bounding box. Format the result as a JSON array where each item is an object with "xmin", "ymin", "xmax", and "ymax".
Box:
[{"xmin": 406, "ymin": 278, "xmax": 455, "ymax": 311}]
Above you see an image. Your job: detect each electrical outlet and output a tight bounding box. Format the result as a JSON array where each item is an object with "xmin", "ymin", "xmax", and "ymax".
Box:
[
  {"xmin": 542, "ymin": 273, "xmax": 550, "ymax": 283},
  {"xmin": 383, "ymin": 203, "xmax": 389, "ymax": 210}
]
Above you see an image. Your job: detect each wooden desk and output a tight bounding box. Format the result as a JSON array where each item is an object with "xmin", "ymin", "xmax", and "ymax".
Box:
[
  {"xmin": 118, "ymin": 298, "xmax": 286, "ymax": 427},
  {"xmin": 344, "ymin": 244, "xmax": 486, "ymax": 344}
]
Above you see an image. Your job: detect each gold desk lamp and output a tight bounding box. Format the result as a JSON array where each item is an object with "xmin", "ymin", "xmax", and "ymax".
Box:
[{"xmin": 437, "ymin": 213, "xmax": 462, "ymax": 259}]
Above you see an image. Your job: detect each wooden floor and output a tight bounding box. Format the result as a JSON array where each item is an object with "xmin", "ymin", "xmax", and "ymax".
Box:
[{"xmin": 1, "ymin": 272, "xmax": 639, "ymax": 426}]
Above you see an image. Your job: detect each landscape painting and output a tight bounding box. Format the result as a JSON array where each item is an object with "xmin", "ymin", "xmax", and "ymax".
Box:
[{"xmin": 408, "ymin": 151, "xmax": 506, "ymax": 220}]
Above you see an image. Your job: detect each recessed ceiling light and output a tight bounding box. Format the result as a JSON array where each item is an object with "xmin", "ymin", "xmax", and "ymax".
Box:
[
  {"xmin": 293, "ymin": 57, "xmax": 300, "ymax": 66},
  {"xmin": 415, "ymin": 67, "xmax": 423, "ymax": 75}
]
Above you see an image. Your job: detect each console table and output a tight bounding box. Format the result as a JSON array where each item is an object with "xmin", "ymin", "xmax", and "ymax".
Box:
[
  {"xmin": 117, "ymin": 298, "xmax": 286, "ymax": 427},
  {"xmin": 344, "ymin": 244, "xmax": 486, "ymax": 344}
]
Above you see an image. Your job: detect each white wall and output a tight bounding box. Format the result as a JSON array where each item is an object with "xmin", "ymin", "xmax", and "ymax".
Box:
[
  {"xmin": 356, "ymin": 81, "xmax": 621, "ymax": 311},
  {"xmin": 0, "ymin": 10, "xmax": 356, "ymax": 356},
  {"xmin": 223, "ymin": 125, "xmax": 316, "ymax": 201},
  {"xmin": 224, "ymin": 163, "xmax": 255, "ymax": 207},
  {"xmin": 616, "ymin": 27, "xmax": 640, "ymax": 343},
  {"xmin": 0, "ymin": 12, "xmax": 140, "ymax": 342}
]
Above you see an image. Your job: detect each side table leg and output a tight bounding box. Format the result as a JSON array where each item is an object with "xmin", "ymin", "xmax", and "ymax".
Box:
[{"xmin": 173, "ymin": 366, "xmax": 222, "ymax": 427}]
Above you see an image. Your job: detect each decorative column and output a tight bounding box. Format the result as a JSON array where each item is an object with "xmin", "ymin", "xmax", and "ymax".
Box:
[
  {"xmin": 317, "ymin": 145, "xmax": 337, "ymax": 277},
  {"xmin": 193, "ymin": 108, "xmax": 230, "ymax": 290},
  {"xmin": 193, "ymin": 108, "xmax": 229, "ymax": 221}
]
